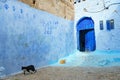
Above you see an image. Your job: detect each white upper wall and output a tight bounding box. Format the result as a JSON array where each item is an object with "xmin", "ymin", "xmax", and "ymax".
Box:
[{"xmin": 74, "ymin": 0, "xmax": 120, "ymax": 50}]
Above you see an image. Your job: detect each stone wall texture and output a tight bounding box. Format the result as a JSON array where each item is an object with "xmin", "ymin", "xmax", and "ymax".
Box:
[{"xmin": 20, "ymin": 0, "xmax": 74, "ymax": 20}]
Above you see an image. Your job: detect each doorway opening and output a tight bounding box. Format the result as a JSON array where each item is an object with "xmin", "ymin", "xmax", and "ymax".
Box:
[{"xmin": 77, "ymin": 17, "xmax": 96, "ymax": 52}]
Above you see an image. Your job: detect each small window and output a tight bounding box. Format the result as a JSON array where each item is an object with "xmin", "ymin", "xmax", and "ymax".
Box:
[
  {"xmin": 99, "ymin": 20, "xmax": 104, "ymax": 30},
  {"xmin": 106, "ymin": 20, "xmax": 111, "ymax": 30},
  {"xmin": 106, "ymin": 19, "xmax": 114, "ymax": 31}
]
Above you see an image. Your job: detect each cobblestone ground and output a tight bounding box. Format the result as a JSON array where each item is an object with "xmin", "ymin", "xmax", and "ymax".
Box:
[{"xmin": 2, "ymin": 66, "xmax": 120, "ymax": 80}]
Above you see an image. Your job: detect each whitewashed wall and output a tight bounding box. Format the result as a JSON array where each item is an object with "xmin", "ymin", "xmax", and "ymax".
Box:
[{"xmin": 75, "ymin": 0, "xmax": 120, "ymax": 50}]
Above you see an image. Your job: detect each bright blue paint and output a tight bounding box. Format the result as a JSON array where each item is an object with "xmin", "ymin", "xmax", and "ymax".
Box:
[
  {"xmin": 106, "ymin": 19, "xmax": 114, "ymax": 30},
  {"xmin": 106, "ymin": 20, "xmax": 111, "ymax": 30},
  {"xmin": 76, "ymin": 17, "xmax": 96, "ymax": 51},
  {"xmin": 77, "ymin": 17, "xmax": 94, "ymax": 30},
  {"xmin": 85, "ymin": 30, "xmax": 96, "ymax": 51},
  {"xmin": 1, "ymin": 0, "xmax": 120, "ymax": 78},
  {"xmin": 0, "ymin": 0, "xmax": 75, "ymax": 77}
]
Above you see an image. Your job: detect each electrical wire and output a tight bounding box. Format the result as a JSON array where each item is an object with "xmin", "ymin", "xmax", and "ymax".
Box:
[
  {"xmin": 107, "ymin": 3, "xmax": 120, "ymax": 8},
  {"xmin": 84, "ymin": 2, "xmax": 120, "ymax": 13},
  {"xmin": 84, "ymin": 8, "xmax": 105, "ymax": 13}
]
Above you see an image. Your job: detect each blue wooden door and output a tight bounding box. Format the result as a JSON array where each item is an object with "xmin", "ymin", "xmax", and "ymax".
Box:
[
  {"xmin": 85, "ymin": 29, "xmax": 96, "ymax": 51},
  {"xmin": 77, "ymin": 17, "xmax": 96, "ymax": 52}
]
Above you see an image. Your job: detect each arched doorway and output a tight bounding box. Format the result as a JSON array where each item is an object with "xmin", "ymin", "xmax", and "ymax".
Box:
[{"xmin": 77, "ymin": 17, "xmax": 96, "ymax": 52}]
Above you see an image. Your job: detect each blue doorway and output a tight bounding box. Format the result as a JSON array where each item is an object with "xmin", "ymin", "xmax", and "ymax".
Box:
[{"xmin": 77, "ymin": 17, "xmax": 96, "ymax": 52}]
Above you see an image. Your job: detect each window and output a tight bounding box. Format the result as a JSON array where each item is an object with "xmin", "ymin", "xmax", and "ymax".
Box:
[
  {"xmin": 99, "ymin": 20, "xmax": 104, "ymax": 30},
  {"xmin": 106, "ymin": 19, "xmax": 114, "ymax": 31}
]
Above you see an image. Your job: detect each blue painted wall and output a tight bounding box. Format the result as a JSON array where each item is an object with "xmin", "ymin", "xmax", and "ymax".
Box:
[{"xmin": 0, "ymin": 0, "xmax": 75, "ymax": 77}]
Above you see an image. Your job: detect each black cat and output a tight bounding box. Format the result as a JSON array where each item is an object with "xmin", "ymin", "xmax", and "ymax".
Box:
[{"xmin": 21, "ymin": 65, "xmax": 37, "ymax": 75}]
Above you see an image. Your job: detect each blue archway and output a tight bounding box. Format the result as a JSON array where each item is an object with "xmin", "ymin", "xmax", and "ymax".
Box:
[{"xmin": 76, "ymin": 17, "xmax": 96, "ymax": 52}]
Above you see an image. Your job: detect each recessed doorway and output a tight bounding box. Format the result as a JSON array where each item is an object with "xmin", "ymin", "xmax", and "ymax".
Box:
[{"xmin": 77, "ymin": 17, "xmax": 96, "ymax": 52}]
